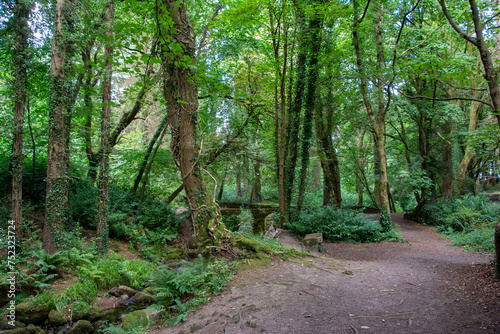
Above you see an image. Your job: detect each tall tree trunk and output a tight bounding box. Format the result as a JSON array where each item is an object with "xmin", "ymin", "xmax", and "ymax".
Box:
[
  {"xmin": 158, "ymin": 0, "xmax": 223, "ymax": 245},
  {"xmin": 139, "ymin": 126, "xmax": 167, "ymax": 202},
  {"xmin": 285, "ymin": 0, "xmax": 308, "ymax": 219},
  {"xmin": 97, "ymin": 0, "xmax": 114, "ymax": 254},
  {"xmin": 297, "ymin": 1, "xmax": 324, "ymax": 209},
  {"xmin": 11, "ymin": 0, "xmax": 31, "ymax": 241},
  {"xmin": 44, "ymin": 0, "xmax": 71, "ymax": 254},
  {"xmin": 352, "ymin": 0, "xmax": 390, "ymax": 213},
  {"xmin": 133, "ymin": 114, "xmax": 168, "ymax": 195},
  {"xmin": 250, "ymin": 159, "xmax": 263, "ymax": 203}
]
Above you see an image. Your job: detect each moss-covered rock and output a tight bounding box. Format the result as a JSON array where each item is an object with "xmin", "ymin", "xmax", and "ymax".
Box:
[
  {"xmin": 233, "ymin": 236, "xmax": 274, "ymax": 254},
  {"xmin": 108, "ymin": 285, "xmax": 136, "ymax": 297},
  {"xmin": 121, "ymin": 306, "xmax": 161, "ymax": 331},
  {"xmin": 66, "ymin": 320, "xmax": 94, "ymax": 334},
  {"xmin": 48, "ymin": 301, "xmax": 100, "ymax": 326},
  {"xmin": 0, "ymin": 320, "xmax": 26, "ymax": 330},
  {"xmin": 16, "ymin": 301, "xmax": 51, "ymax": 325},
  {"xmin": 121, "ymin": 310, "xmax": 148, "ymax": 331},
  {"xmin": 3, "ymin": 324, "xmax": 46, "ymax": 334},
  {"xmin": 134, "ymin": 291, "xmax": 154, "ymax": 302}
]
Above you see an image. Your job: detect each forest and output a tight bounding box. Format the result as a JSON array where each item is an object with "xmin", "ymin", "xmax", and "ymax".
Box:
[{"xmin": 1, "ymin": 0, "xmax": 500, "ymax": 332}]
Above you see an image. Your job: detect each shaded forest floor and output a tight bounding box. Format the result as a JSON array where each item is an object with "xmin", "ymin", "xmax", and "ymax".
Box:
[{"xmin": 148, "ymin": 213, "xmax": 499, "ymax": 334}]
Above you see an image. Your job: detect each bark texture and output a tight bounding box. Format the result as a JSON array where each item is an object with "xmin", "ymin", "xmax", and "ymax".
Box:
[
  {"xmin": 12, "ymin": 0, "xmax": 31, "ymax": 240},
  {"xmin": 44, "ymin": 0, "xmax": 71, "ymax": 254},
  {"xmin": 97, "ymin": 0, "xmax": 114, "ymax": 254}
]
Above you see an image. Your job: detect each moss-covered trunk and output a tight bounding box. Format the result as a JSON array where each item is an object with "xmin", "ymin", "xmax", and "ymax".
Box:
[{"xmin": 158, "ymin": 0, "xmax": 226, "ymax": 247}]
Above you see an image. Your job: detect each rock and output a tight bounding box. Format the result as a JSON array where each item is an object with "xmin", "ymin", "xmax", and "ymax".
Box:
[
  {"xmin": 121, "ymin": 310, "xmax": 148, "ymax": 331},
  {"xmin": 134, "ymin": 291, "xmax": 154, "ymax": 302},
  {"xmin": 264, "ymin": 213, "xmax": 278, "ymax": 231},
  {"xmin": 108, "ymin": 285, "xmax": 136, "ymax": 297},
  {"xmin": 0, "ymin": 320, "xmax": 26, "ymax": 330},
  {"xmin": 66, "ymin": 320, "xmax": 95, "ymax": 334},
  {"xmin": 302, "ymin": 233, "xmax": 323, "ymax": 253},
  {"xmin": 122, "ymin": 306, "xmax": 161, "ymax": 331},
  {"xmin": 143, "ymin": 287, "xmax": 158, "ymax": 295},
  {"xmin": 48, "ymin": 301, "xmax": 100, "ymax": 326},
  {"xmin": 264, "ymin": 224, "xmax": 277, "ymax": 238},
  {"xmin": 48, "ymin": 309, "xmax": 67, "ymax": 326},
  {"xmin": 3, "ymin": 324, "xmax": 46, "ymax": 334},
  {"xmin": 16, "ymin": 301, "xmax": 51, "ymax": 325},
  {"xmin": 120, "ymin": 294, "xmax": 129, "ymax": 301}
]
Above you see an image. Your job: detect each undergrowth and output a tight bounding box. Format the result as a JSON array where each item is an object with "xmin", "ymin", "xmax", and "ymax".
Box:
[
  {"xmin": 287, "ymin": 206, "xmax": 401, "ymax": 243},
  {"xmin": 153, "ymin": 259, "xmax": 234, "ymax": 326},
  {"xmin": 421, "ymin": 194, "xmax": 499, "ymax": 253}
]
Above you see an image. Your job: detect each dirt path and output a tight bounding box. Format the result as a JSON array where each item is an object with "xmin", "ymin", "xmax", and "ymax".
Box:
[{"xmin": 149, "ymin": 213, "xmax": 498, "ymax": 334}]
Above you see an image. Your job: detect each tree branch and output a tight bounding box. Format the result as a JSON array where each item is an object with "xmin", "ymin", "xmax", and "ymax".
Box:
[
  {"xmin": 438, "ymin": 0, "xmax": 477, "ymax": 45},
  {"xmin": 397, "ymin": 88, "xmax": 493, "ymax": 107}
]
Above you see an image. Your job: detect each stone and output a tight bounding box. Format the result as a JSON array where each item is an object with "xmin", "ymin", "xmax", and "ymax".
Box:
[
  {"xmin": 48, "ymin": 309, "xmax": 67, "ymax": 326},
  {"xmin": 108, "ymin": 285, "xmax": 136, "ymax": 297},
  {"xmin": 264, "ymin": 224, "xmax": 277, "ymax": 238},
  {"xmin": 302, "ymin": 233, "xmax": 323, "ymax": 252},
  {"xmin": 3, "ymin": 324, "xmax": 46, "ymax": 334},
  {"xmin": 66, "ymin": 320, "xmax": 95, "ymax": 334},
  {"xmin": 0, "ymin": 320, "xmax": 26, "ymax": 330},
  {"xmin": 143, "ymin": 287, "xmax": 158, "ymax": 295},
  {"xmin": 48, "ymin": 301, "xmax": 100, "ymax": 326},
  {"xmin": 121, "ymin": 310, "xmax": 148, "ymax": 331},
  {"xmin": 134, "ymin": 291, "xmax": 154, "ymax": 303},
  {"xmin": 264, "ymin": 213, "xmax": 278, "ymax": 231},
  {"xmin": 16, "ymin": 301, "xmax": 51, "ymax": 325}
]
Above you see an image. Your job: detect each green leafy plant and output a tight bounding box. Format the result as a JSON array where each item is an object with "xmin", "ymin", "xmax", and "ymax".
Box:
[
  {"xmin": 287, "ymin": 206, "xmax": 400, "ymax": 243},
  {"xmin": 153, "ymin": 259, "xmax": 234, "ymax": 325}
]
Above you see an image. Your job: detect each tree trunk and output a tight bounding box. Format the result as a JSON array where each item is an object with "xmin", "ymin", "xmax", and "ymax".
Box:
[
  {"xmin": 352, "ymin": 0, "xmax": 390, "ymax": 213},
  {"xmin": 96, "ymin": 0, "xmax": 114, "ymax": 254},
  {"xmin": 297, "ymin": 1, "xmax": 324, "ymax": 209},
  {"xmin": 133, "ymin": 114, "xmax": 168, "ymax": 195},
  {"xmin": 139, "ymin": 126, "xmax": 167, "ymax": 202},
  {"xmin": 158, "ymin": 0, "xmax": 224, "ymax": 246},
  {"xmin": 11, "ymin": 0, "xmax": 31, "ymax": 241},
  {"xmin": 250, "ymin": 159, "xmax": 263, "ymax": 203},
  {"xmin": 44, "ymin": 0, "xmax": 71, "ymax": 254}
]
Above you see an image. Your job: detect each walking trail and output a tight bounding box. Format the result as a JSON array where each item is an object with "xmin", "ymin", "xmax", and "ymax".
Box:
[{"xmin": 149, "ymin": 213, "xmax": 499, "ymax": 334}]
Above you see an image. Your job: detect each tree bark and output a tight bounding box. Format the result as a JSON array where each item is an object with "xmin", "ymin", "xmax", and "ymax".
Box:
[
  {"xmin": 11, "ymin": 0, "xmax": 31, "ymax": 241},
  {"xmin": 352, "ymin": 0, "xmax": 390, "ymax": 213},
  {"xmin": 44, "ymin": 0, "xmax": 71, "ymax": 254},
  {"xmin": 297, "ymin": 1, "xmax": 324, "ymax": 209},
  {"xmin": 133, "ymin": 114, "xmax": 168, "ymax": 195},
  {"xmin": 250, "ymin": 159, "xmax": 263, "ymax": 203},
  {"xmin": 158, "ymin": 0, "xmax": 224, "ymax": 245},
  {"xmin": 139, "ymin": 125, "xmax": 167, "ymax": 202},
  {"xmin": 97, "ymin": 0, "xmax": 114, "ymax": 254}
]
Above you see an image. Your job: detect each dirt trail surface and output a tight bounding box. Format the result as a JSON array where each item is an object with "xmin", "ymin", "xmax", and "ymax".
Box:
[{"xmin": 149, "ymin": 213, "xmax": 499, "ymax": 334}]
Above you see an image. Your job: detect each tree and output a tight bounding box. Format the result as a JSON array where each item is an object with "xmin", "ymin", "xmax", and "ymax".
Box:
[
  {"xmin": 96, "ymin": 0, "xmax": 114, "ymax": 254},
  {"xmin": 157, "ymin": 0, "xmax": 225, "ymax": 245},
  {"xmin": 43, "ymin": 0, "xmax": 74, "ymax": 254},
  {"xmin": 11, "ymin": 0, "xmax": 32, "ymax": 242}
]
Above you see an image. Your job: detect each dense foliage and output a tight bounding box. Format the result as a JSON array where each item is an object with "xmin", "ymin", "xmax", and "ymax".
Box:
[
  {"xmin": 420, "ymin": 195, "xmax": 500, "ymax": 252},
  {"xmin": 287, "ymin": 207, "xmax": 401, "ymax": 243}
]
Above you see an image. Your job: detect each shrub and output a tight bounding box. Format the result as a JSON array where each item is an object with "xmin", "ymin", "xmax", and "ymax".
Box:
[
  {"xmin": 287, "ymin": 206, "xmax": 399, "ymax": 243},
  {"xmin": 421, "ymin": 194, "xmax": 499, "ymax": 252}
]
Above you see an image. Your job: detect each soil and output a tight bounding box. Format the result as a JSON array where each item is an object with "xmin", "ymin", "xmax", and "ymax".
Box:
[{"xmin": 148, "ymin": 213, "xmax": 499, "ymax": 334}]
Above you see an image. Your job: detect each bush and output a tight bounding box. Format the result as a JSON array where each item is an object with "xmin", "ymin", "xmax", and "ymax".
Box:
[
  {"xmin": 421, "ymin": 194, "xmax": 499, "ymax": 252},
  {"xmin": 287, "ymin": 206, "xmax": 399, "ymax": 243}
]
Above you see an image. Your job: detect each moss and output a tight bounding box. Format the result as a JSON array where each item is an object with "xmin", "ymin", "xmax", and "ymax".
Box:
[
  {"xmin": 233, "ymin": 236, "xmax": 275, "ymax": 255},
  {"xmin": 121, "ymin": 310, "xmax": 148, "ymax": 331}
]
